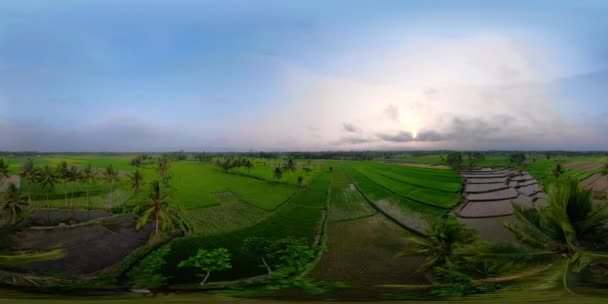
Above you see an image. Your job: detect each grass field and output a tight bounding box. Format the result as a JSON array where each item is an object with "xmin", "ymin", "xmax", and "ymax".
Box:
[
  {"xmin": 227, "ymin": 158, "xmax": 324, "ymax": 186},
  {"xmin": 162, "ymin": 161, "xmax": 298, "ymax": 210},
  {"xmin": 346, "ymin": 162, "xmax": 462, "ymax": 209},
  {"xmin": 327, "ymin": 164, "xmax": 377, "ymax": 222},
  {"xmin": 162, "ymin": 168, "xmax": 331, "ymax": 283}
]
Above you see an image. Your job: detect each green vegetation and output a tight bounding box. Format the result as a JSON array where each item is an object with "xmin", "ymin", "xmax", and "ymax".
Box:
[
  {"xmin": 346, "ymin": 161, "xmax": 462, "ymax": 209},
  {"xmin": 162, "ymin": 169, "xmax": 330, "ymax": 283},
  {"xmin": 327, "ymin": 164, "xmax": 376, "ymax": 221},
  {"xmin": 1, "ymin": 152, "xmax": 608, "ymax": 301},
  {"xmin": 178, "ymin": 248, "xmax": 232, "ymax": 285}
]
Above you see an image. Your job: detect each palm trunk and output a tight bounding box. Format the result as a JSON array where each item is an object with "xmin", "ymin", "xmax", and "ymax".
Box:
[
  {"xmin": 86, "ymin": 184, "xmax": 90, "ymax": 208},
  {"xmin": 261, "ymin": 257, "xmax": 272, "ymax": 275},
  {"xmin": 200, "ymin": 271, "xmax": 211, "ymax": 286},
  {"xmin": 46, "ymin": 190, "xmax": 49, "ymax": 208},
  {"xmin": 155, "ymin": 204, "xmax": 159, "ymax": 235},
  {"xmin": 27, "ymin": 180, "xmax": 32, "ymax": 203},
  {"xmin": 64, "ymin": 180, "xmax": 68, "ymax": 207},
  {"xmin": 109, "ymin": 182, "xmax": 113, "ymax": 208}
]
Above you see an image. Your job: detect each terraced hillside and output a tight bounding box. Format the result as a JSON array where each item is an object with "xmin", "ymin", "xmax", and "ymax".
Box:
[{"xmin": 457, "ymin": 169, "xmax": 546, "ymax": 218}]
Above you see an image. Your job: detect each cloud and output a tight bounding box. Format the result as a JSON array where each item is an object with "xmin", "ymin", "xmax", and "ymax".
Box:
[
  {"xmin": 415, "ymin": 129, "xmax": 447, "ymax": 142},
  {"xmin": 342, "ymin": 122, "xmax": 360, "ymax": 133},
  {"xmin": 338, "ymin": 135, "xmax": 373, "ymax": 144},
  {"xmin": 383, "ymin": 105, "xmax": 399, "ymax": 122},
  {"xmin": 377, "ymin": 131, "xmax": 414, "ymax": 142},
  {"xmin": 0, "ymin": 117, "xmax": 211, "ymax": 152}
]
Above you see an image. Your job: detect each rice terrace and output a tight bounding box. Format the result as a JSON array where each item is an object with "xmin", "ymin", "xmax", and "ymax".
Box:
[{"xmin": 2, "ymin": 1, "xmax": 608, "ymax": 303}]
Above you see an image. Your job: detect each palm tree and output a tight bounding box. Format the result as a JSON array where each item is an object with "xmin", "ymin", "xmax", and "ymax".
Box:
[
  {"xmin": 135, "ymin": 180, "xmax": 185, "ymax": 236},
  {"xmin": 157, "ymin": 154, "xmax": 172, "ymax": 184},
  {"xmin": 19, "ymin": 159, "xmax": 38, "ymax": 203},
  {"xmin": 0, "ymin": 158, "xmax": 9, "ymax": 187},
  {"xmin": 128, "ymin": 169, "xmax": 144, "ymax": 193},
  {"xmin": 273, "ymin": 167, "xmax": 283, "ymax": 180},
  {"xmin": 103, "ymin": 164, "xmax": 120, "ymax": 207},
  {"xmin": 552, "ymin": 163, "xmax": 565, "ymax": 178},
  {"xmin": 245, "ymin": 159, "xmax": 254, "ymax": 173},
  {"xmin": 399, "ymin": 217, "xmax": 477, "ymax": 272},
  {"xmin": 37, "ymin": 165, "xmax": 57, "ymax": 207},
  {"xmin": 472, "ymin": 179, "xmax": 608, "ymax": 293},
  {"xmin": 68, "ymin": 166, "xmax": 82, "ymax": 207},
  {"xmin": 81, "ymin": 164, "xmax": 97, "ymax": 207},
  {"xmin": 56, "ymin": 161, "xmax": 71, "ymax": 206},
  {"xmin": 2, "ymin": 183, "xmax": 30, "ymax": 224}
]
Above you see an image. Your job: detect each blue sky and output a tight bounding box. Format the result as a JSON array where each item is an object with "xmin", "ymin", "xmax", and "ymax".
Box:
[{"xmin": 1, "ymin": 0, "xmax": 607, "ymax": 151}]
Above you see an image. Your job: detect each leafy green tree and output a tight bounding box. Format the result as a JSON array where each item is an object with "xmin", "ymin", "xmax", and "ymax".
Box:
[
  {"xmin": 273, "ymin": 167, "xmax": 283, "ymax": 180},
  {"xmin": 243, "ymin": 237, "xmax": 275, "ymax": 275},
  {"xmin": 446, "ymin": 152, "xmax": 463, "ymax": 169},
  {"xmin": 37, "ymin": 165, "xmax": 57, "ymax": 206},
  {"xmin": 19, "ymin": 159, "xmax": 38, "ymax": 203},
  {"xmin": 466, "ymin": 152, "xmax": 484, "ymax": 169},
  {"xmin": 103, "ymin": 164, "xmax": 120, "ymax": 207},
  {"xmin": 56, "ymin": 161, "xmax": 71, "ymax": 206},
  {"xmin": 399, "ymin": 217, "xmax": 477, "ymax": 272},
  {"xmin": 2, "ymin": 183, "xmax": 30, "ymax": 224},
  {"xmin": 135, "ymin": 180, "xmax": 185, "ymax": 236},
  {"xmin": 157, "ymin": 154, "xmax": 172, "ymax": 184},
  {"xmin": 269, "ymin": 238, "xmax": 316, "ymax": 276},
  {"xmin": 509, "ymin": 153, "xmax": 527, "ymax": 166},
  {"xmin": 131, "ymin": 246, "xmax": 171, "ymax": 289},
  {"xmin": 473, "ymin": 179, "xmax": 608, "ymax": 293},
  {"xmin": 0, "ymin": 159, "xmax": 9, "ymax": 188},
  {"xmin": 603, "ymin": 163, "xmax": 608, "ymax": 176},
  {"xmin": 81, "ymin": 164, "xmax": 97, "ymax": 207},
  {"xmin": 178, "ymin": 248, "xmax": 232, "ymax": 285},
  {"xmin": 282, "ymin": 159, "xmax": 297, "ymax": 173},
  {"xmin": 245, "ymin": 159, "xmax": 254, "ymax": 173},
  {"xmin": 128, "ymin": 169, "xmax": 144, "ymax": 193}
]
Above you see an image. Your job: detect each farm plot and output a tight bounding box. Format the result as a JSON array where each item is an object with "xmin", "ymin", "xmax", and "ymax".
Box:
[
  {"xmin": 162, "ymin": 169, "xmax": 331, "ymax": 283},
  {"xmin": 228, "ymin": 159, "xmax": 324, "ymax": 186},
  {"xmin": 344, "ymin": 164, "xmax": 445, "ymax": 234},
  {"xmin": 308, "ymin": 214, "xmax": 427, "ymax": 287},
  {"xmin": 11, "ymin": 212, "xmax": 152, "ymax": 275},
  {"xmin": 163, "ymin": 161, "xmax": 298, "ymax": 210},
  {"xmin": 346, "ymin": 162, "xmax": 462, "ymax": 209},
  {"xmin": 580, "ymin": 173, "xmax": 608, "ymax": 199},
  {"xmin": 327, "ymin": 165, "xmax": 376, "ymax": 222},
  {"xmin": 457, "ymin": 169, "xmax": 546, "ymax": 218}
]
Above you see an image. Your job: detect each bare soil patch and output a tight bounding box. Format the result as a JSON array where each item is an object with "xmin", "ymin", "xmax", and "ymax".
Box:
[
  {"xmin": 11, "ymin": 212, "xmax": 152, "ymax": 275},
  {"xmin": 581, "ymin": 174, "xmax": 608, "ymax": 199}
]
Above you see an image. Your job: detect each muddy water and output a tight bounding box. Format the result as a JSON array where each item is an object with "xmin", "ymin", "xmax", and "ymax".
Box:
[{"xmin": 458, "ymin": 216, "xmax": 516, "ymax": 243}]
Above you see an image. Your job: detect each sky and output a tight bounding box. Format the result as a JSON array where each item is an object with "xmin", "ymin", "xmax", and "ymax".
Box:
[{"xmin": 1, "ymin": 0, "xmax": 608, "ymax": 152}]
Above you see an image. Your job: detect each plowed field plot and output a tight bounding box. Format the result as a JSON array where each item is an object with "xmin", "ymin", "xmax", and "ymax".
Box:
[
  {"xmin": 11, "ymin": 211, "xmax": 151, "ymax": 275},
  {"xmin": 580, "ymin": 173, "xmax": 608, "ymax": 199}
]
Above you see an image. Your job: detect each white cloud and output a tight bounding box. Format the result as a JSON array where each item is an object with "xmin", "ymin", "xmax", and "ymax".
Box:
[{"xmin": 229, "ymin": 32, "xmax": 590, "ymax": 150}]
